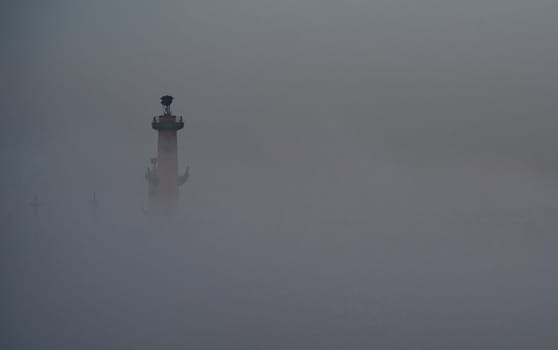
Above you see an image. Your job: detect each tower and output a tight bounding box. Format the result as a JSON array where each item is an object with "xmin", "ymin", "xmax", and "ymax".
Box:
[{"xmin": 145, "ymin": 95, "xmax": 189, "ymax": 213}]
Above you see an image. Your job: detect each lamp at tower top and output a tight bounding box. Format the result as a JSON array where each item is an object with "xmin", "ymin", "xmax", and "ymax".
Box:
[{"xmin": 160, "ymin": 95, "xmax": 174, "ymax": 115}]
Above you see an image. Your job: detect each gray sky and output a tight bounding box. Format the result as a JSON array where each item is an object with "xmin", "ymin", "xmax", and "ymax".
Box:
[
  {"xmin": 2, "ymin": 0, "xmax": 558, "ymax": 211},
  {"xmin": 2, "ymin": 1, "xmax": 558, "ymax": 349}
]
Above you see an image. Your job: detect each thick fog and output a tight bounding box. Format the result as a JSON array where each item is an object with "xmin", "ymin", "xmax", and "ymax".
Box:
[{"xmin": 2, "ymin": 1, "xmax": 558, "ymax": 349}]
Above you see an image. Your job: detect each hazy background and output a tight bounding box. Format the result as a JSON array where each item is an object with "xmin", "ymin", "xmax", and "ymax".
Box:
[{"xmin": 1, "ymin": 1, "xmax": 558, "ymax": 349}]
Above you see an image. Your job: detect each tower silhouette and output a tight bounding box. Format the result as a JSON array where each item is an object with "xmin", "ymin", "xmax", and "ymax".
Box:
[{"xmin": 145, "ymin": 96, "xmax": 189, "ymax": 214}]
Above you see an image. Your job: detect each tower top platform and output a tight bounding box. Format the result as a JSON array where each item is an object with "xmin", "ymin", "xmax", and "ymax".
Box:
[{"xmin": 152, "ymin": 96, "xmax": 183, "ymax": 131}]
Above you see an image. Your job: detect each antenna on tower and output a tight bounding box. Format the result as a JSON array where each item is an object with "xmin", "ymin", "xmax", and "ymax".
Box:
[
  {"xmin": 90, "ymin": 192, "xmax": 99, "ymax": 221},
  {"xmin": 160, "ymin": 95, "xmax": 173, "ymax": 115},
  {"xmin": 30, "ymin": 195, "xmax": 41, "ymax": 232}
]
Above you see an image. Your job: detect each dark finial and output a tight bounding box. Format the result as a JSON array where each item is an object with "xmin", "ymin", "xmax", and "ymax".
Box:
[
  {"xmin": 160, "ymin": 95, "xmax": 174, "ymax": 115},
  {"xmin": 160, "ymin": 95, "xmax": 173, "ymax": 107}
]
